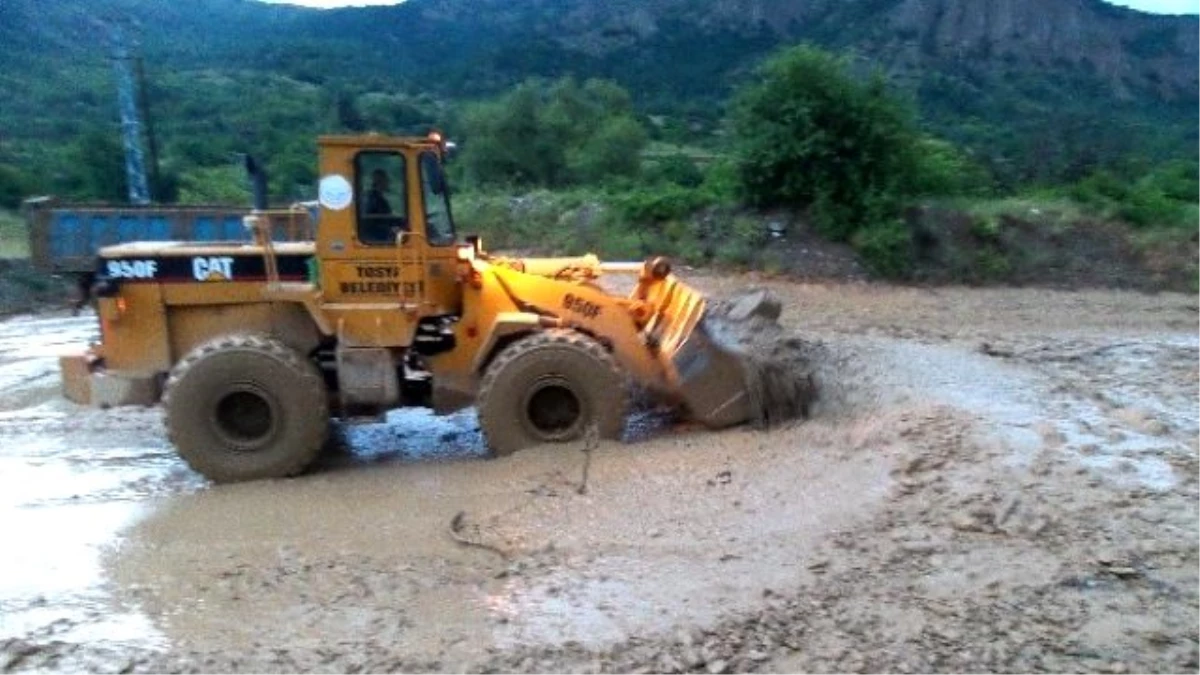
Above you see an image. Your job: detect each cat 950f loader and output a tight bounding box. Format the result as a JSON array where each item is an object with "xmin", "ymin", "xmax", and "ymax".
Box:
[{"xmin": 59, "ymin": 133, "xmax": 769, "ymax": 482}]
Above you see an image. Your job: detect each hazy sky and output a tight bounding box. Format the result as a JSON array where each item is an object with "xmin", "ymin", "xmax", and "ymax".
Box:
[
  {"xmin": 1100, "ymin": 0, "xmax": 1197, "ymax": 11},
  {"xmin": 261, "ymin": 0, "xmax": 399, "ymax": 5},
  {"xmin": 261, "ymin": 0, "xmax": 1199, "ymax": 12}
]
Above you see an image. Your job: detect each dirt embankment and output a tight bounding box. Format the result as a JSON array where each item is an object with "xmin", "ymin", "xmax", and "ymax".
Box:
[
  {"xmin": 903, "ymin": 205, "xmax": 1199, "ymax": 292},
  {"xmin": 0, "ymin": 280, "xmax": 1195, "ymax": 674},
  {"xmin": 707, "ymin": 204, "xmax": 1198, "ymax": 292}
]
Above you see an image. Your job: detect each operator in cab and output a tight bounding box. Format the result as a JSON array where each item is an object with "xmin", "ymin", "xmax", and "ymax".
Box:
[{"xmin": 360, "ymin": 168, "xmax": 406, "ymax": 244}]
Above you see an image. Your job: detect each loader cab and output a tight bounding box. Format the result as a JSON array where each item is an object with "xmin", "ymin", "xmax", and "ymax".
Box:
[{"xmin": 313, "ymin": 134, "xmax": 461, "ymax": 324}]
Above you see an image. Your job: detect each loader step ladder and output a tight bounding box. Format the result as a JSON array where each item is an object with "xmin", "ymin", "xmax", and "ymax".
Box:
[{"xmin": 246, "ymin": 207, "xmax": 317, "ymax": 294}]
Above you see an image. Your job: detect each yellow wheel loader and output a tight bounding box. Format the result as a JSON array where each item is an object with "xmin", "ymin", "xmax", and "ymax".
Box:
[{"xmin": 60, "ymin": 133, "xmax": 778, "ymax": 482}]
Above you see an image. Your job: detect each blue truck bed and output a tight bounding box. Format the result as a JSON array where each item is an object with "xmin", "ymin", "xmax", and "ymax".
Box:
[{"xmin": 22, "ymin": 197, "xmax": 316, "ymax": 275}]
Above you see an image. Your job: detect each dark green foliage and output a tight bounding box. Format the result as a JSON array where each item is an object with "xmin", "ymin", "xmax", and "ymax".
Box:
[
  {"xmin": 334, "ymin": 90, "xmax": 367, "ymax": 132},
  {"xmin": 1145, "ymin": 159, "xmax": 1199, "ymax": 203},
  {"xmin": 1068, "ymin": 161, "xmax": 1198, "ymax": 228},
  {"xmin": 459, "ymin": 84, "xmax": 569, "ymax": 188},
  {"xmin": 0, "ymin": 0, "xmax": 1192, "ymax": 292},
  {"xmin": 607, "ymin": 185, "xmax": 717, "ymax": 224},
  {"xmin": 569, "ymin": 116, "xmax": 648, "ymax": 185},
  {"xmin": 449, "ymin": 185, "xmax": 767, "ymax": 270},
  {"xmin": 731, "ymin": 45, "xmax": 921, "ymax": 242},
  {"xmin": 644, "ymin": 155, "xmax": 705, "ymax": 188},
  {"xmin": 1069, "ymin": 170, "xmax": 1129, "ymax": 207},
  {"xmin": 459, "ymin": 78, "xmax": 648, "ymax": 189},
  {"xmin": 0, "ymin": 0, "xmax": 1194, "ymax": 210},
  {"xmin": 1114, "ymin": 188, "xmax": 1185, "ymax": 229},
  {"xmin": 0, "ymin": 165, "xmax": 29, "ymax": 209},
  {"xmin": 65, "ymin": 129, "xmax": 129, "ymax": 202},
  {"xmin": 908, "ymin": 137, "xmax": 994, "ymax": 197}
]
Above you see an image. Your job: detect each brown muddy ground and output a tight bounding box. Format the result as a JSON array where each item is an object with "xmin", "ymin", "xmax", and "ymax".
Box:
[{"xmin": 0, "ymin": 278, "xmax": 1196, "ymax": 673}]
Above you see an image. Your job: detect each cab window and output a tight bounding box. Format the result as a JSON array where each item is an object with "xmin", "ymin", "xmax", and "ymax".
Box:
[
  {"xmin": 355, "ymin": 151, "xmax": 406, "ymax": 246},
  {"xmin": 419, "ymin": 152, "xmax": 456, "ymax": 246}
]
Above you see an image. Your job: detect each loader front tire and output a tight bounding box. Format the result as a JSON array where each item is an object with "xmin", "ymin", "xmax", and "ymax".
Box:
[
  {"xmin": 164, "ymin": 335, "xmax": 329, "ymax": 483},
  {"xmin": 478, "ymin": 330, "xmax": 627, "ymax": 457}
]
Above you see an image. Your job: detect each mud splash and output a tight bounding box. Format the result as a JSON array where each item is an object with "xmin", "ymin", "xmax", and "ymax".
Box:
[{"xmin": 706, "ymin": 288, "xmax": 820, "ymax": 428}]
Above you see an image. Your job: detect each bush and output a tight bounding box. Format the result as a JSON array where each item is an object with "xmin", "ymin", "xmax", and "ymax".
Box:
[
  {"xmin": 607, "ymin": 185, "xmax": 716, "ymax": 224},
  {"xmin": 1117, "ymin": 184, "xmax": 1188, "ymax": 229},
  {"xmin": 731, "ymin": 45, "xmax": 922, "ymax": 242},
  {"xmin": 852, "ymin": 219, "xmax": 913, "ymax": 278},
  {"xmin": 909, "ymin": 137, "xmax": 994, "ymax": 198},
  {"xmin": 698, "ymin": 158, "xmax": 740, "ymax": 204},
  {"xmin": 451, "ymin": 190, "xmax": 601, "ymax": 254},
  {"xmin": 1068, "ymin": 164, "xmax": 1196, "ymax": 229},
  {"xmin": 644, "ymin": 154, "xmax": 705, "ymax": 188},
  {"xmin": 592, "ymin": 224, "xmax": 645, "ymax": 260},
  {"xmin": 974, "ymin": 249, "xmax": 1013, "ymax": 281},
  {"xmin": 712, "ymin": 215, "xmax": 766, "ymax": 267},
  {"xmin": 1069, "ymin": 170, "xmax": 1129, "ymax": 210},
  {"xmin": 1144, "ymin": 159, "xmax": 1198, "ymax": 203}
]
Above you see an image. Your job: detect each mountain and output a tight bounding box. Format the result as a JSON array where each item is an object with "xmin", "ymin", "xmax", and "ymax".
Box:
[
  {"xmin": 1, "ymin": 0, "xmax": 1195, "ymax": 194},
  {"xmin": 245, "ymin": 0, "xmax": 1198, "ymax": 114}
]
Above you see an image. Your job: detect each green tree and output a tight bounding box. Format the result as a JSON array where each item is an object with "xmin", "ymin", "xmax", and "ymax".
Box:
[
  {"xmin": 569, "ymin": 115, "xmax": 647, "ymax": 184},
  {"xmin": 459, "ymin": 78, "xmax": 648, "ymax": 189},
  {"xmin": 460, "ymin": 82, "xmax": 567, "ymax": 187},
  {"xmin": 731, "ymin": 45, "xmax": 922, "ymax": 242}
]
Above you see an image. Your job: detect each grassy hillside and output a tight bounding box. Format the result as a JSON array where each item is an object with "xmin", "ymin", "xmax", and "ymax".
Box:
[
  {"xmin": 0, "ymin": 0, "xmax": 1195, "ymax": 205},
  {"xmin": 0, "ymin": 0, "xmax": 1193, "ymax": 297}
]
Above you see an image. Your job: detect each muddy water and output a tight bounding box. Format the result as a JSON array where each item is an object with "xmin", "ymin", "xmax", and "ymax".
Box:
[
  {"xmin": 0, "ymin": 314, "xmax": 180, "ymax": 650},
  {"xmin": 0, "ymin": 282, "xmax": 1197, "ymax": 673}
]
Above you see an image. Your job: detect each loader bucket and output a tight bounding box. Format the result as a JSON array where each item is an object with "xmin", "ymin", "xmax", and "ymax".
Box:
[
  {"xmin": 640, "ymin": 272, "xmax": 813, "ymax": 430},
  {"xmin": 641, "ymin": 275, "xmax": 754, "ymax": 429},
  {"xmin": 669, "ymin": 317, "xmax": 754, "ymax": 429}
]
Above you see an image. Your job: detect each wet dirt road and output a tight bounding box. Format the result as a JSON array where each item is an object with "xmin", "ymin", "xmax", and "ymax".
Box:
[{"xmin": 0, "ymin": 279, "xmax": 1197, "ymax": 673}]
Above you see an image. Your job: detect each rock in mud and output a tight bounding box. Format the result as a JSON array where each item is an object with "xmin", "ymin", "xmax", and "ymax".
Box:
[{"xmin": 725, "ymin": 289, "xmax": 782, "ymax": 323}]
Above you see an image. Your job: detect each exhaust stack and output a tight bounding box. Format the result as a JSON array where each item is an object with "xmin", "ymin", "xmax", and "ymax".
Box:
[{"xmin": 244, "ymin": 155, "xmax": 269, "ymax": 211}]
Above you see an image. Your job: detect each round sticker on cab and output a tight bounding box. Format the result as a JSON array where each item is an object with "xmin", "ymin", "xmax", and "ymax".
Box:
[{"xmin": 318, "ymin": 174, "xmax": 353, "ymax": 211}]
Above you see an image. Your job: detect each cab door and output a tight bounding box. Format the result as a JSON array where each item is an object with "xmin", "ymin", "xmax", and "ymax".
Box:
[
  {"xmin": 317, "ymin": 147, "xmax": 424, "ymax": 346},
  {"xmin": 415, "ymin": 149, "xmax": 463, "ymax": 314}
]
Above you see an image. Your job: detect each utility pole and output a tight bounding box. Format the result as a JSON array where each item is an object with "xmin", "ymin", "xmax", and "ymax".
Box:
[
  {"xmin": 108, "ymin": 22, "xmax": 151, "ymax": 205},
  {"xmin": 135, "ymin": 56, "xmax": 161, "ymax": 201}
]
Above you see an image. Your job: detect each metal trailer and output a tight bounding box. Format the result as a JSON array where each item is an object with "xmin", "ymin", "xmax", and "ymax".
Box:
[{"xmin": 21, "ymin": 197, "xmax": 316, "ymax": 304}]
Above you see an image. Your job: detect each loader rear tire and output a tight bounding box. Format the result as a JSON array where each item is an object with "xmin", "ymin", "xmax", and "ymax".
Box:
[
  {"xmin": 478, "ymin": 330, "xmax": 627, "ymax": 457},
  {"xmin": 164, "ymin": 335, "xmax": 329, "ymax": 483}
]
